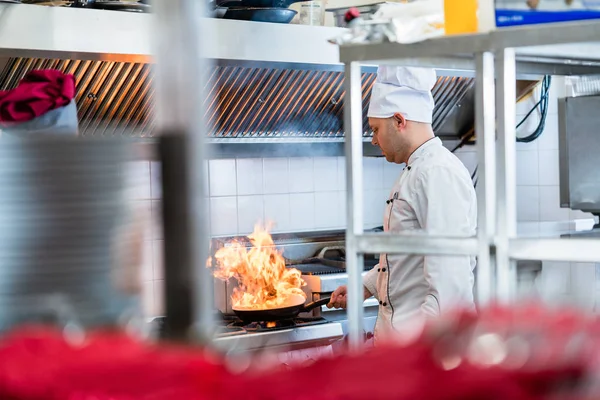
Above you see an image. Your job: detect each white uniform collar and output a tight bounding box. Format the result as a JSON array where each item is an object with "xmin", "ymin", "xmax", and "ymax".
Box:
[{"xmin": 407, "ymin": 137, "xmax": 441, "ymax": 166}]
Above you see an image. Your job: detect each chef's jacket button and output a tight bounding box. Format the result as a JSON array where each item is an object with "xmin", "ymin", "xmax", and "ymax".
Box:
[
  {"xmin": 377, "ymin": 268, "xmax": 381, "ymax": 272},
  {"xmin": 383, "ymin": 302, "xmax": 387, "ymax": 306},
  {"xmin": 381, "ymin": 268, "xmax": 387, "ymax": 272},
  {"xmin": 379, "ymin": 300, "xmax": 383, "ymax": 305}
]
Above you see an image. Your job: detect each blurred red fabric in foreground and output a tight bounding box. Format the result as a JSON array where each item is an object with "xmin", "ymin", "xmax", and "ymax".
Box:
[
  {"xmin": 0, "ymin": 70, "xmax": 75, "ymax": 124},
  {"xmin": 0, "ymin": 304, "xmax": 596, "ymax": 400}
]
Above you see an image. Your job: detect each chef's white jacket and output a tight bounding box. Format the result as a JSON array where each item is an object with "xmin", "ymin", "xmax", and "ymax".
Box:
[{"xmin": 363, "ymin": 137, "xmax": 477, "ymax": 340}]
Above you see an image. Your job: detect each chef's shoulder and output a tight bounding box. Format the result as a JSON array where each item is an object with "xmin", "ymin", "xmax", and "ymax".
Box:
[{"xmin": 412, "ymin": 151, "xmax": 474, "ymax": 192}]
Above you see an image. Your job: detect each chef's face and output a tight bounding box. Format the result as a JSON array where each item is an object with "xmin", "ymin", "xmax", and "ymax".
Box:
[{"xmin": 369, "ymin": 113, "xmax": 407, "ymax": 164}]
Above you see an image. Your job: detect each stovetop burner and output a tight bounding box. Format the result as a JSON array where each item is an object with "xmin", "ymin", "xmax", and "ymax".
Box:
[
  {"xmin": 225, "ymin": 316, "xmax": 328, "ymax": 332},
  {"xmin": 152, "ymin": 315, "xmax": 329, "ymax": 337}
]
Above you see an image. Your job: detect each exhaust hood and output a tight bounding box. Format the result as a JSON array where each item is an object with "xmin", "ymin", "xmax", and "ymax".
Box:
[{"xmin": 0, "ymin": 3, "xmax": 475, "ymax": 158}]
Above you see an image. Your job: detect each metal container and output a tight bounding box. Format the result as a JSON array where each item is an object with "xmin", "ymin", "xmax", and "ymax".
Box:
[
  {"xmin": 0, "ymin": 138, "xmax": 140, "ymax": 332},
  {"xmin": 326, "ymin": 2, "xmax": 382, "ymax": 27}
]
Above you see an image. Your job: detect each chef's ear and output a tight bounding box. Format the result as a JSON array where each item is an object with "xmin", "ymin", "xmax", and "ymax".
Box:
[{"xmin": 392, "ymin": 112, "xmax": 407, "ymax": 131}]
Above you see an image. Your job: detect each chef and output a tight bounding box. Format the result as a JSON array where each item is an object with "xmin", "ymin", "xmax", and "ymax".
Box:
[{"xmin": 327, "ymin": 66, "xmax": 477, "ymax": 341}]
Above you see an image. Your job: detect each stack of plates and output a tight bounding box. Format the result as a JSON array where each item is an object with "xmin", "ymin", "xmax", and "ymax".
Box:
[{"xmin": 0, "ymin": 138, "xmax": 139, "ymax": 332}]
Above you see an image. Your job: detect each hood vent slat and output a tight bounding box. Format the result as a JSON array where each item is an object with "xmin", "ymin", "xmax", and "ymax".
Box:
[{"xmin": 0, "ymin": 58, "xmax": 474, "ymax": 140}]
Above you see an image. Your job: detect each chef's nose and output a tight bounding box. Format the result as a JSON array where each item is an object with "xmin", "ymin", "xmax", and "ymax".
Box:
[{"xmin": 371, "ymin": 136, "xmax": 378, "ymax": 146}]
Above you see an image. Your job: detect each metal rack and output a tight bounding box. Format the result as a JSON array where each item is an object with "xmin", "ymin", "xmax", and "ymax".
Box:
[{"xmin": 340, "ymin": 21, "xmax": 600, "ymax": 349}]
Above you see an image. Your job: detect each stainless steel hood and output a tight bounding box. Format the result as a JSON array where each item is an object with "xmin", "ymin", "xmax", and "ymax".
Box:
[{"xmin": 0, "ymin": 4, "xmax": 475, "ymax": 158}]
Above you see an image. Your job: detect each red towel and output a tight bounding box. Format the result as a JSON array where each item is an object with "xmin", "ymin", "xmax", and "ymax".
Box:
[{"xmin": 0, "ymin": 69, "xmax": 76, "ymax": 124}]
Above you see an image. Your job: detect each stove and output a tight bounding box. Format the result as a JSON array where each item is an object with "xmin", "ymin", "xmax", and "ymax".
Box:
[
  {"xmin": 152, "ymin": 314, "xmax": 342, "ymax": 353},
  {"xmin": 225, "ymin": 316, "xmax": 328, "ymax": 332},
  {"xmin": 212, "ymin": 229, "xmax": 381, "ymax": 316}
]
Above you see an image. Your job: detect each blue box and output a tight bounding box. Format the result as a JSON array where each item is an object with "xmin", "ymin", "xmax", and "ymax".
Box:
[{"xmin": 496, "ymin": 0, "xmax": 600, "ymax": 27}]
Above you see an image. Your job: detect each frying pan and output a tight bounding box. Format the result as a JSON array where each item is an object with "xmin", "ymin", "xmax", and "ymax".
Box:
[
  {"xmin": 222, "ymin": 7, "xmax": 297, "ymax": 23},
  {"xmin": 71, "ymin": 0, "xmax": 150, "ymax": 12},
  {"xmin": 233, "ymin": 293, "xmax": 331, "ymax": 323},
  {"xmin": 219, "ymin": 0, "xmax": 304, "ymax": 9}
]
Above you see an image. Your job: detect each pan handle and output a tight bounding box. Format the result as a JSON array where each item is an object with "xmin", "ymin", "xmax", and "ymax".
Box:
[{"xmin": 300, "ymin": 297, "xmax": 331, "ymax": 313}]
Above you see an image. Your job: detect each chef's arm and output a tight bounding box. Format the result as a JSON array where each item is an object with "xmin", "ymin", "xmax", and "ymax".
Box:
[
  {"xmin": 414, "ymin": 167, "xmax": 475, "ymax": 318},
  {"xmin": 363, "ymin": 264, "xmax": 379, "ymax": 301}
]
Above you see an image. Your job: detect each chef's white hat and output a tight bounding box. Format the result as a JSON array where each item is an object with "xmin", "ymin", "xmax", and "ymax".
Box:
[{"xmin": 367, "ymin": 66, "xmax": 437, "ymax": 124}]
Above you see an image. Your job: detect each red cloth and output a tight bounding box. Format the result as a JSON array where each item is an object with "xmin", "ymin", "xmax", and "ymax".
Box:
[
  {"xmin": 0, "ymin": 70, "xmax": 76, "ymax": 124},
  {"xmin": 0, "ymin": 304, "xmax": 596, "ymax": 400}
]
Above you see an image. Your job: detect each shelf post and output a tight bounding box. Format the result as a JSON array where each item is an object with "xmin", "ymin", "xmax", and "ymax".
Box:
[
  {"xmin": 344, "ymin": 61, "xmax": 365, "ymax": 350},
  {"xmin": 495, "ymin": 48, "xmax": 518, "ymax": 302},
  {"xmin": 153, "ymin": 0, "xmax": 214, "ymax": 344},
  {"xmin": 474, "ymin": 52, "xmax": 496, "ymax": 305}
]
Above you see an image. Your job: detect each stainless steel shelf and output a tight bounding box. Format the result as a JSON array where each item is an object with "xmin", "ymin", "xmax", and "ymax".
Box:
[
  {"xmin": 0, "ymin": 3, "xmax": 345, "ymax": 65},
  {"xmin": 340, "ymin": 21, "xmax": 600, "ymax": 345},
  {"xmin": 339, "ymin": 20, "xmax": 600, "ymax": 76},
  {"xmin": 0, "ymin": 4, "xmax": 151, "ymax": 62},
  {"xmin": 355, "ymin": 233, "xmax": 479, "ymax": 256},
  {"xmin": 509, "ymin": 238, "xmax": 600, "ymax": 263}
]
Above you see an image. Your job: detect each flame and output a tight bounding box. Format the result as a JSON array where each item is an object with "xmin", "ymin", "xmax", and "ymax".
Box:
[{"xmin": 210, "ymin": 224, "xmax": 306, "ymax": 310}]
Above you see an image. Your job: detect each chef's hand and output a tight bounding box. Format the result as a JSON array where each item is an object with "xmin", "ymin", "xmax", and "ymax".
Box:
[
  {"xmin": 327, "ymin": 285, "xmax": 348, "ymax": 309},
  {"xmin": 327, "ymin": 285, "xmax": 373, "ymax": 309}
]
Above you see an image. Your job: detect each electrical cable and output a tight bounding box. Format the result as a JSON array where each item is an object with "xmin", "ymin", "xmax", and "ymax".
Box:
[
  {"xmin": 516, "ymin": 75, "xmax": 552, "ymax": 143},
  {"xmin": 467, "ymin": 75, "xmax": 552, "ymax": 187}
]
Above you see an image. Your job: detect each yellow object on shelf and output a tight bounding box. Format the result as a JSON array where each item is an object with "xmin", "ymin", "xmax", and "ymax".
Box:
[{"xmin": 444, "ymin": 0, "xmax": 479, "ymax": 35}]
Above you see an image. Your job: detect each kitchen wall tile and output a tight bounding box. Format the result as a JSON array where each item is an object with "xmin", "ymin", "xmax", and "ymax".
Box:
[
  {"xmin": 383, "ymin": 161, "xmax": 404, "ymax": 189},
  {"xmin": 141, "ymin": 240, "xmax": 154, "ymax": 282},
  {"xmin": 337, "ymin": 157, "xmax": 346, "ymax": 191},
  {"xmin": 314, "ymin": 191, "xmax": 340, "ymax": 229},
  {"xmin": 135, "ymin": 199, "xmax": 152, "ymax": 237},
  {"xmin": 539, "ymin": 186, "xmax": 570, "ymax": 222},
  {"xmin": 237, "ymin": 195, "xmax": 264, "ymax": 234},
  {"xmin": 154, "ymin": 280, "xmax": 165, "ymax": 316},
  {"xmin": 289, "ymin": 193, "xmax": 315, "ymax": 231},
  {"xmin": 125, "ymin": 161, "xmax": 151, "ymax": 200},
  {"xmin": 538, "ymin": 150, "xmax": 560, "ymax": 186},
  {"xmin": 209, "ymin": 196, "xmax": 238, "ymax": 235},
  {"xmin": 516, "ymin": 91, "xmax": 538, "ymax": 116},
  {"xmin": 516, "ymin": 114, "xmax": 541, "ymax": 150},
  {"xmin": 338, "ymin": 191, "xmax": 347, "ymax": 227},
  {"xmin": 454, "ymin": 151, "xmax": 477, "ymax": 175},
  {"xmin": 516, "ymin": 151, "xmax": 539, "ymax": 186},
  {"xmin": 363, "ymin": 157, "xmax": 384, "ymax": 190},
  {"xmin": 263, "ymin": 158, "xmax": 289, "ymax": 194},
  {"xmin": 516, "ymin": 136, "xmax": 539, "ymax": 152},
  {"xmin": 289, "ymin": 157, "xmax": 314, "ymax": 193},
  {"xmin": 538, "ymin": 221, "xmax": 573, "ymax": 237},
  {"xmin": 571, "ymin": 263, "xmax": 597, "ymax": 311},
  {"xmin": 142, "ymin": 281, "xmax": 155, "ymax": 317},
  {"xmin": 236, "ymin": 159, "xmax": 263, "ymax": 196},
  {"xmin": 517, "ymin": 222, "xmax": 540, "ymax": 237},
  {"xmin": 151, "ymin": 200, "xmax": 163, "ymax": 240},
  {"xmin": 264, "ymin": 194, "xmax": 291, "ymax": 232},
  {"xmin": 537, "ymin": 113, "xmax": 559, "ymax": 150},
  {"xmin": 153, "ymin": 240, "xmax": 164, "ymax": 281},
  {"xmin": 209, "ymin": 159, "xmax": 237, "ymax": 197},
  {"xmin": 363, "ymin": 187, "xmax": 386, "ymax": 227},
  {"xmin": 517, "ymin": 186, "xmax": 540, "ymax": 222},
  {"xmin": 540, "ymin": 262, "xmax": 570, "ymax": 295},
  {"xmin": 150, "ymin": 161, "xmax": 162, "ymax": 199},
  {"xmin": 314, "ymin": 157, "xmax": 338, "ymax": 192}
]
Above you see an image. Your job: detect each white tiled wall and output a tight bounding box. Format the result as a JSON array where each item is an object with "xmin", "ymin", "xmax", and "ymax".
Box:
[
  {"xmin": 207, "ymin": 156, "xmax": 399, "ymax": 235},
  {"xmin": 136, "ymin": 76, "xmax": 600, "ymax": 316},
  {"xmin": 136, "ymin": 155, "xmax": 401, "ymax": 316},
  {"xmin": 453, "ymin": 77, "xmax": 600, "ymax": 312}
]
